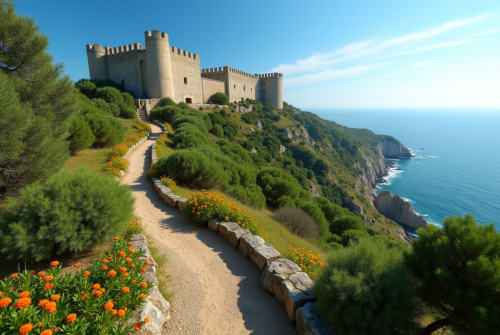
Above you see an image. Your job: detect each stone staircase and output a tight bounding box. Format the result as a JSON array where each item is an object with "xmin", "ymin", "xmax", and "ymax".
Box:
[{"xmin": 138, "ymin": 108, "xmax": 148, "ymax": 122}]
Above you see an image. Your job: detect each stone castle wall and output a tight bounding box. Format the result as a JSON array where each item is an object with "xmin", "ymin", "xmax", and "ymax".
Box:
[
  {"xmin": 261, "ymin": 73, "xmax": 283, "ymax": 109},
  {"xmin": 227, "ymin": 67, "xmax": 260, "ymax": 103},
  {"xmin": 170, "ymin": 47, "xmax": 202, "ymax": 104},
  {"xmin": 201, "ymin": 77, "xmax": 226, "ymax": 103}
]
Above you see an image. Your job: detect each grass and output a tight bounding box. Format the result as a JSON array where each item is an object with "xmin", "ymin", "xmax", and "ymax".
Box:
[
  {"xmin": 146, "ymin": 237, "xmax": 174, "ymax": 304},
  {"xmin": 156, "ymin": 133, "xmax": 176, "ymax": 159}
]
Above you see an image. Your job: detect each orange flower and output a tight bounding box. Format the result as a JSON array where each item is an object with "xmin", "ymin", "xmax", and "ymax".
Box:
[
  {"xmin": 128, "ymin": 242, "xmax": 133, "ymax": 246},
  {"xmin": 73, "ymin": 263, "xmax": 81, "ymax": 267},
  {"xmin": 19, "ymin": 323, "xmax": 33, "ymax": 335},
  {"xmin": 50, "ymin": 294, "xmax": 60, "ymax": 301},
  {"xmin": 121, "ymin": 273, "xmax": 129, "ymax": 278},
  {"xmin": 50, "ymin": 261, "xmax": 59, "ymax": 268},
  {"xmin": 37, "ymin": 271, "xmax": 45, "ymax": 277},
  {"xmin": 43, "ymin": 276, "xmax": 53, "ymax": 282},
  {"xmin": 118, "ymin": 251, "xmax": 125, "ymax": 258},
  {"xmin": 10, "ymin": 273, "xmax": 18, "ymax": 279},
  {"xmin": 140, "ymin": 282, "xmax": 147, "ymax": 288},
  {"xmin": 101, "ymin": 259, "xmax": 109, "ymax": 264},
  {"xmin": 101, "ymin": 266, "xmax": 109, "ymax": 271},
  {"xmin": 144, "ymin": 261, "xmax": 151, "ymax": 265},
  {"xmin": 108, "ymin": 270, "xmax": 117, "ymax": 277},
  {"xmin": 37, "ymin": 323, "xmax": 42, "ymax": 328},
  {"xmin": 44, "ymin": 301, "xmax": 57, "ymax": 314},
  {"xmin": 67, "ymin": 313, "xmax": 77, "ymax": 323},
  {"xmin": 99, "ymin": 287, "xmax": 106, "ymax": 292},
  {"xmin": 119, "ymin": 267, "xmax": 127, "ymax": 273},
  {"xmin": 130, "ymin": 263, "xmax": 136, "ymax": 268},
  {"xmin": 132, "ymin": 280, "xmax": 137, "ymax": 284},
  {"xmin": 92, "ymin": 284, "xmax": 101, "ymax": 290},
  {"xmin": 125, "ymin": 257, "xmax": 132, "ymax": 263},
  {"xmin": 140, "ymin": 268, "xmax": 147, "ymax": 274},
  {"xmin": 104, "ymin": 301, "xmax": 114, "ymax": 310},
  {"xmin": 134, "ymin": 323, "xmax": 141, "ymax": 330},
  {"xmin": 38, "ymin": 299, "xmax": 49, "ymax": 307},
  {"xmin": 13, "ymin": 297, "xmax": 31, "ymax": 310},
  {"xmin": 117, "ymin": 309, "xmax": 126, "ymax": 317},
  {"xmin": 124, "ymin": 306, "xmax": 128, "ymax": 311},
  {"xmin": 140, "ymin": 294, "xmax": 146, "ymax": 299},
  {"xmin": 44, "ymin": 284, "xmax": 53, "ymax": 290},
  {"xmin": 0, "ymin": 297, "xmax": 12, "ymax": 308},
  {"xmin": 92, "ymin": 291, "xmax": 102, "ymax": 298},
  {"xmin": 144, "ymin": 317, "xmax": 150, "ymax": 323},
  {"xmin": 18, "ymin": 291, "xmax": 30, "ymax": 298},
  {"xmin": 0, "ymin": 291, "xmax": 2, "ymax": 297},
  {"xmin": 128, "ymin": 248, "xmax": 135, "ymax": 254},
  {"xmin": 110, "ymin": 309, "xmax": 117, "ymax": 315},
  {"xmin": 114, "ymin": 237, "xmax": 120, "ymax": 241},
  {"xmin": 30, "ymin": 270, "xmax": 35, "ymax": 275},
  {"xmin": 40, "ymin": 330, "xmax": 52, "ymax": 335},
  {"xmin": 121, "ymin": 287, "xmax": 130, "ymax": 294}
]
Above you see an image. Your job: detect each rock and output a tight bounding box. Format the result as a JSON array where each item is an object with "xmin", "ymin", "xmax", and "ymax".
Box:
[
  {"xmin": 218, "ymin": 222, "xmax": 239, "ymax": 241},
  {"xmin": 240, "ymin": 124, "xmax": 244, "ymax": 130},
  {"xmin": 296, "ymin": 302, "xmax": 334, "ymax": 335},
  {"xmin": 280, "ymin": 145, "xmax": 286, "ymax": 154},
  {"xmin": 300, "ymin": 126, "xmax": 309, "ymax": 139},
  {"xmin": 250, "ymin": 127, "xmax": 255, "ymax": 132},
  {"xmin": 143, "ymin": 264, "xmax": 159, "ymax": 287},
  {"xmin": 130, "ymin": 233, "xmax": 146, "ymax": 242},
  {"xmin": 255, "ymin": 120, "xmax": 262, "ymax": 129},
  {"xmin": 378, "ymin": 139, "xmax": 413, "ymax": 158},
  {"xmin": 305, "ymin": 138, "xmax": 315, "ymax": 146},
  {"xmin": 252, "ymin": 243, "xmax": 281, "ymax": 271},
  {"xmin": 250, "ymin": 148, "xmax": 257, "ymax": 154},
  {"xmin": 235, "ymin": 104, "xmax": 253, "ymax": 113},
  {"xmin": 395, "ymin": 226, "xmax": 412, "ymax": 248},
  {"xmin": 239, "ymin": 235, "xmax": 266, "ymax": 258},
  {"xmin": 125, "ymin": 300, "xmax": 165, "ymax": 335},
  {"xmin": 293, "ymin": 130, "xmax": 301, "ymax": 137},
  {"xmin": 208, "ymin": 219, "xmax": 220, "ymax": 233},
  {"xmin": 374, "ymin": 191, "xmax": 427, "ymax": 229},
  {"xmin": 226, "ymin": 227, "xmax": 252, "ymax": 247},
  {"xmin": 261, "ymin": 259, "xmax": 315, "ymax": 321},
  {"xmin": 309, "ymin": 184, "xmax": 320, "ymax": 197},
  {"xmin": 165, "ymin": 194, "xmax": 182, "ymax": 208},
  {"xmin": 177, "ymin": 198, "xmax": 188, "ymax": 210},
  {"xmin": 284, "ymin": 128, "xmax": 293, "ymax": 138},
  {"xmin": 345, "ymin": 199, "xmax": 363, "ymax": 215},
  {"xmin": 147, "ymin": 285, "xmax": 171, "ymax": 321}
]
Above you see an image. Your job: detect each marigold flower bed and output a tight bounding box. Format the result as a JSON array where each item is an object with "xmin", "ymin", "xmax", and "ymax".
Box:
[
  {"xmin": 283, "ymin": 247, "xmax": 327, "ymax": 280},
  {"xmin": 160, "ymin": 176, "xmax": 179, "ymax": 195},
  {"xmin": 0, "ymin": 237, "xmax": 152, "ymax": 334},
  {"xmin": 182, "ymin": 191, "xmax": 267, "ymax": 238}
]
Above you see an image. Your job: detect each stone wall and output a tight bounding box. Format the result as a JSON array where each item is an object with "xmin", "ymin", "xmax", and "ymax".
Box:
[
  {"xmin": 261, "ymin": 73, "xmax": 283, "ymax": 109},
  {"xmin": 105, "ymin": 47, "xmax": 145, "ymax": 99},
  {"xmin": 227, "ymin": 67, "xmax": 260, "ymax": 103},
  {"xmin": 201, "ymin": 77, "xmax": 226, "ymax": 103},
  {"xmin": 170, "ymin": 46, "xmax": 203, "ymax": 104}
]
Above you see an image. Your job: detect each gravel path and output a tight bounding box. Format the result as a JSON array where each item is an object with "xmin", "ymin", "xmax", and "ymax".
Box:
[{"xmin": 121, "ymin": 121, "xmax": 297, "ymax": 335}]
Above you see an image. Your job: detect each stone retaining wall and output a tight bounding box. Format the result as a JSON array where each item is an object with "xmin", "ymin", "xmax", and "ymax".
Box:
[
  {"xmin": 149, "ymin": 150, "xmax": 333, "ymax": 334},
  {"xmin": 127, "ymin": 233, "xmax": 171, "ymax": 334}
]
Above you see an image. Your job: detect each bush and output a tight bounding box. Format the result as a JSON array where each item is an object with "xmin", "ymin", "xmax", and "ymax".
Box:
[
  {"xmin": 210, "ymin": 92, "xmax": 229, "ymax": 105},
  {"xmin": 341, "ymin": 229, "xmax": 369, "ymax": 246},
  {"xmin": 314, "ymin": 238, "xmax": 422, "ymax": 335},
  {"xmin": 90, "ymin": 98, "xmax": 111, "ymax": 115},
  {"xmin": 277, "ymin": 195, "xmax": 296, "ymax": 208},
  {"xmin": 75, "ymin": 80, "xmax": 96, "ymax": 97},
  {"xmin": 0, "ymin": 168, "xmax": 135, "ymax": 261},
  {"xmin": 121, "ymin": 107, "xmax": 137, "ymax": 119},
  {"xmin": 329, "ymin": 215, "xmax": 365, "ymax": 236},
  {"xmin": 297, "ymin": 201, "xmax": 329, "ymax": 237},
  {"xmin": 272, "ymin": 207, "xmax": 320, "ymax": 239},
  {"xmin": 173, "ymin": 123, "xmax": 211, "ymax": 149},
  {"xmin": 256, "ymin": 167, "xmax": 306, "ymax": 205},
  {"xmin": 0, "ymin": 236, "xmax": 152, "ymax": 334},
  {"xmin": 121, "ymin": 92, "xmax": 135, "ymax": 108},
  {"xmin": 84, "ymin": 113, "xmax": 124, "ymax": 147},
  {"xmin": 108, "ymin": 102, "xmax": 121, "ymax": 117},
  {"xmin": 181, "ymin": 191, "xmax": 266, "ymax": 238},
  {"xmin": 68, "ymin": 115, "xmax": 95, "ymax": 154},
  {"xmin": 199, "ymin": 106, "xmax": 204, "ymax": 110},
  {"xmin": 160, "ymin": 176, "xmax": 180, "ymax": 195},
  {"xmin": 212, "ymin": 124, "xmax": 224, "ymax": 137},
  {"xmin": 225, "ymin": 184, "xmax": 266, "ymax": 209},
  {"xmin": 159, "ymin": 97, "xmax": 176, "ymax": 106},
  {"xmin": 314, "ymin": 197, "xmax": 344, "ymax": 222},
  {"xmin": 95, "ymin": 87, "xmax": 125, "ymax": 110}
]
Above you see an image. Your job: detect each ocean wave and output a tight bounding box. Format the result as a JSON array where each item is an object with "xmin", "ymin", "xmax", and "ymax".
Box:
[
  {"xmin": 427, "ymin": 156, "xmax": 437, "ymax": 158},
  {"xmin": 402, "ymin": 197, "xmax": 413, "ymax": 203}
]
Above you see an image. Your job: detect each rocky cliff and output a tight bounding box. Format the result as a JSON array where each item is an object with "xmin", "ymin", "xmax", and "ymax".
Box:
[
  {"xmin": 374, "ymin": 191, "xmax": 428, "ymax": 229},
  {"xmin": 375, "ymin": 139, "xmax": 413, "ymax": 158}
]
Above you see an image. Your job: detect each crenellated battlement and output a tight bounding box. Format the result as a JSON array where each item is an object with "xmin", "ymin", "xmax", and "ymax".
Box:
[
  {"xmin": 228, "ymin": 67, "xmax": 259, "ymax": 79},
  {"xmin": 105, "ymin": 43, "xmax": 143, "ymax": 56},
  {"xmin": 201, "ymin": 66, "xmax": 228, "ymax": 74},
  {"xmin": 86, "ymin": 44, "xmax": 105, "ymax": 52},
  {"xmin": 259, "ymin": 72, "xmax": 283, "ymax": 78},
  {"xmin": 145, "ymin": 30, "xmax": 168, "ymax": 39},
  {"xmin": 171, "ymin": 46, "xmax": 198, "ymax": 60}
]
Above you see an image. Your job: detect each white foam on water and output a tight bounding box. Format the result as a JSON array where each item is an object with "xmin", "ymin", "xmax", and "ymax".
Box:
[
  {"xmin": 427, "ymin": 156, "xmax": 437, "ymax": 158},
  {"xmin": 402, "ymin": 197, "xmax": 413, "ymax": 203}
]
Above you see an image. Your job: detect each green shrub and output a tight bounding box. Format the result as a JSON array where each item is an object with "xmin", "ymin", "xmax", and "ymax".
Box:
[
  {"xmin": 95, "ymin": 87, "xmax": 125, "ymax": 110},
  {"xmin": 199, "ymin": 106, "xmax": 204, "ymax": 111},
  {"xmin": 157, "ymin": 148, "xmax": 227, "ymax": 188},
  {"xmin": 121, "ymin": 107, "xmax": 137, "ymax": 119},
  {"xmin": 272, "ymin": 207, "xmax": 320, "ymax": 239},
  {"xmin": 108, "ymin": 102, "xmax": 121, "ymax": 116},
  {"xmin": 171, "ymin": 115, "xmax": 207, "ymax": 132},
  {"xmin": 0, "ymin": 168, "xmax": 135, "ymax": 261},
  {"xmin": 150, "ymin": 105, "xmax": 182, "ymax": 123},
  {"xmin": 84, "ymin": 113, "xmax": 124, "ymax": 147},
  {"xmin": 177, "ymin": 101, "xmax": 190, "ymax": 109},
  {"xmin": 75, "ymin": 80, "xmax": 96, "ymax": 97},
  {"xmin": 210, "ymin": 92, "xmax": 229, "ymax": 105},
  {"xmin": 173, "ymin": 123, "xmax": 212, "ymax": 149},
  {"xmin": 159, "ymin": 97, "xmax": 176, "ymax": 106},
  {"xmin": 329, "ymin": 215, "xmax": 365, "ymax": 236},
  {"xmin": 121, "ymin": 92, "xmax": 135, "ymax": 108},
  {"xmin": 314, "ymin": 238, "xmax": 422, "ymax": 335},
  {"xmin": 225, "ymin": 184, "xmax": 266, "ymax": 209},
  {"xmin": 297, "ymin": 200, "xmax": 329, "ymax": 237},
  {"xmin": 90, "ymin": 98, "xmax": 111, "ymax": 115},
  {"xmin": 68, "ymin": 115, "xmax": 95, "ymax": 154},
  {"xmin": 341, "ymin": 229, "xmax": 369, "ymax": 246},
  {"xmin": 212, "ymin": 124, "xmax": 224, "ymax": 137},
  {"xmin": 314, "ymin": 196, "xmax": 344, "ymax": 222},
  {"xmin": 277, "ymin": 195, "xmax": 296, "ymax": 208},
  {"xmin": 256, "ymin": 167, "xmax": 306, "ymax": 204},
  {"xmin": 291, "ymin": 145, "xmax": 317, "ymax": 169}
]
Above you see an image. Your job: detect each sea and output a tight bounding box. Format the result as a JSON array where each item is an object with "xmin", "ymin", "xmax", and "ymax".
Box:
[{"xmin": 308, "ymin": 108, "xmax": 500, "ymax": 232}]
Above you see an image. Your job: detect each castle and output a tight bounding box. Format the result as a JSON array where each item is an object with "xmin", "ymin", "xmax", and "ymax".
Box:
[{"xmin": 86, "ymin": 30, "xmax": 283, "ymax": 109}]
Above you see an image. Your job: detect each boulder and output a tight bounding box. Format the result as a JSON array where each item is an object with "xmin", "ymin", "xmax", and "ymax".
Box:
[
  {"xmin": 165, "ymin": 194, "xmax": 182, "ymax": 208},
  {"xmin": 261, "ymin": 259, "xmax": 315, "ymax": 321},
  {"xmin": 226, "ymin": 227, "xmax": 252, "ymax": 247},
  {"xmin": 296, "ymin": 303, "xmax": 334, "ymax": 335},
  {"xmin": 284, "ymin": 128, "xmax": 293, "ymax": 138},
  {"xmin": 255, "ymin": 120, "xmax": 262, "ymax": 129},
  {"xmin": 280, "ymin": 145, "xmax": 286, "ymax": 154},
  {"xmin": 374, "ymin": 191, "xmax": 427, "ymax": 228},
  {"xmin": 252, "ymin": 243, "xmax": 281, "ymax": 271},
  {"xmin": 125, "ymin": 300, "xmax": 165, "ymax": 335},
  {"xmin": 239, "ymin": 235, "xmax": 265, "ymax": 258},
  {"xmin": 218, "ymin": 222, "xmax": 239, "ymax": 241},
  {"xmin": 208, "ymin": 219, "xmax": 220, "ymax": 233}
]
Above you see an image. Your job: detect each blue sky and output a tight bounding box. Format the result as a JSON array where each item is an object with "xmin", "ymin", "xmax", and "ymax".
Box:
[{"xmin": 14, "ymin": 0, "xmax": 500, "ymax": 109}]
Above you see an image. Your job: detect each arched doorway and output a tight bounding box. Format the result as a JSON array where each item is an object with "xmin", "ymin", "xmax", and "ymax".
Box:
[{"xmin": 185, "ymin": 98, "xmax": 192, "ymax": 104}]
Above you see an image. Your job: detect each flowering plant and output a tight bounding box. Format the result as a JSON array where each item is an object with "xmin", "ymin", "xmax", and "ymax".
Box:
[
  {"xmin": 160, "ymin": 176, "xmax": 179, "ymax": 195},
  {"xmin": 283, "ymin": 247, "xmax": 327, "ymax": 280},
  {"xmin": 146, "ymin": 163, "xmax": 161, "ymax": 181},
  {"xmin": 0, "ymin": 238, "xmax": 152, "ymax": 334},
  {"xmin": 182, "ymin": 191, "xmax": 266, "ymax": 238}
]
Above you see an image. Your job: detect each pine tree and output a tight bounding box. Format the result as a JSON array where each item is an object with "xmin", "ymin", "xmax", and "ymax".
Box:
[{"xmin": 405, "ymin": 214, "xmax": 500, "ymax": 335}]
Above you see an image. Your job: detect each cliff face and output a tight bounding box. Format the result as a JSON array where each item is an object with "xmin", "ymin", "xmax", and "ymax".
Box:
[
  {"xmin": 377, "ymin": 139, "xmax": 413, "ymax": 158},
  {"xmin": 374, "ymin": 191, "xmax": 427, "ymax": 229}
]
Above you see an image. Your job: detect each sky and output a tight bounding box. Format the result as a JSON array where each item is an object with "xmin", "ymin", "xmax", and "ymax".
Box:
[{"xmin": 14, "ymin": 0, "xmax": 500, "ymax": 109}]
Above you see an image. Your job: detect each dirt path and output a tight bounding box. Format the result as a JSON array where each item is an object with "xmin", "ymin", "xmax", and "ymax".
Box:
[{"xmin": 121, "ymin": 122, "xmax": 297, "ymax": 335}]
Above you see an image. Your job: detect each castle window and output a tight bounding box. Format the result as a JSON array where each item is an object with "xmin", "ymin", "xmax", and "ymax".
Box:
[
  {"xmin": 121, "ymin": 80, "xmax": 125, "ymax": 89},
  {"xmin": 185, "ymin": 98, "xmax": 192, "ymax": 104},
  {"xmin": 234, "ymin": 84, "xmax": 236, "ymax": 89},
  {"xmin": 184, "ymin": 77, "xmax": 187, "ymax": 84},
  {"xmin": 263, "ymin": 89, "xmax": 266, "ymax": 93},
  {"xmin": 251, "ymin": 88, "xmax": 252, "ymax": 92},
  {"xmin": 244, "ymin": 85, "xmax": 246, "ymax": 91}
]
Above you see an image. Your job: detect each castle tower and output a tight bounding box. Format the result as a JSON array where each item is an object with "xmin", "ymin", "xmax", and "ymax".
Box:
[
  {"xmin": 261, "ymin": 73, "xmax": 283, "ymax": 109},
  {"xmin": 144, "ymin": 30, "xmax": 175, "ymax": 99},
  {"xmin": 86, "ymin": 44, "xmax": 109, "ymax": 80}
]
